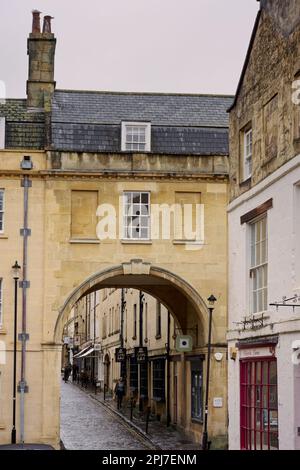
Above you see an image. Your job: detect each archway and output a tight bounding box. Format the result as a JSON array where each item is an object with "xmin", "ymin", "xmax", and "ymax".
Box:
[
  {"xmin": 57, "ymin": 259, "xmax": 227, "ymax": 449},
  {"xmin": 54, "ymin": 259, "xmax": 211, "ymax": 345}
]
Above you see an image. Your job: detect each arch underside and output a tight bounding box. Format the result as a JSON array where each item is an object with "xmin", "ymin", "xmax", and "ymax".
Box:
[{"xmin": 54, "ymin": 263, "xmax": 210, "ymax": 346}]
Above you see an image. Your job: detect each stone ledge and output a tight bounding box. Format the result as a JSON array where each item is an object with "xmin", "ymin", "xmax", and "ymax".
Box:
[{"xmin": 69, "ymin": 239, "xmax": 100, "ymax": 244}]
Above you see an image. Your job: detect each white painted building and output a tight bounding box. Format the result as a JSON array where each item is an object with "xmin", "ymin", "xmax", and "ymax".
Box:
[
  {"xmin": 228, "ymin": 156, "xmax": 300, "ymax": 450},
  {"xmin": 227, "ymin": 1, "xmax": 300, "ymax": 451}
]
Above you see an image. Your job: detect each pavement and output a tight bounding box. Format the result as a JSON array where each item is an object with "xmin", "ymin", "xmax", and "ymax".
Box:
[
  {"xmin": 61, "ymin": 380, "xmax": 199, "ymax": 450},
  {"xmin": 60, "ymin": 380, "xmax": 150, "ymax": 450}
]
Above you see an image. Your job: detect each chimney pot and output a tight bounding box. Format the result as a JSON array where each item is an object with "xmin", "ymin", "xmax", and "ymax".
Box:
[
  {"xmin": 43, "ymin": 16, "xmax": 54, "ymax": 34},
  {"xmin": 32, "ymin": 10, "xmax": 41, "ymax": 34}
]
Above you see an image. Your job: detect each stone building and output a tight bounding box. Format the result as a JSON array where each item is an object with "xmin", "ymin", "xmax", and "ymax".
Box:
[
  {"xmin": 70, "ymin": 289, "xmax": 176, "ymax": 423},
  {"xmin": 0, "ymin": 12, "xmax": 231, "ymax": 448},
  {"xmin": 228, "ymin": 0, "xmax": 300, "ymax": 451}
]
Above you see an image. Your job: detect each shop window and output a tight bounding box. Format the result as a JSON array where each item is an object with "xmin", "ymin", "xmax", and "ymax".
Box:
[
  {"xmin": 191, "ymin": 361, "xmax": 203, "ymax": 421},
  {"xmin": 152, "ymin": 359, "xmax": 165, "ymax": 402},
  {"xmin": 129, "ymin": 356, "xmax": 138, "ymax": 393},
  {"xmin": 240, "ymin": 358, "xmax": 278, "ymax": 450},
  {"xmin": 140, "ymin": 362, "xmax": 148, "ymax": 399}
]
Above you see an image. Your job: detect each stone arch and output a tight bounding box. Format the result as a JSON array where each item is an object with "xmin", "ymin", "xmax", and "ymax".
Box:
[{"xmin": 54, "ymin": 259, "xmax": 211, "ymax": 345}]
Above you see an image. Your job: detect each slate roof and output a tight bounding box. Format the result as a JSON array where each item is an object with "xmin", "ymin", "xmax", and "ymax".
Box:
[
  {"xmin": 0, "ymin": 91, "xmax": 233, "ymax": 155},
  {"xmin": 0, "ymin": 99, "xmax": 45, "ymax": 149},
  {"xmin": 51, "ymin": 90, "xmax": 233, "ymax": 155}
]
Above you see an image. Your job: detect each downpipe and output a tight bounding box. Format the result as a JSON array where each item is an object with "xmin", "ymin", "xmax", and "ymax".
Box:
[{"xmin": 19, "ymin": 161, "xmax": 32, "ymax": 443}]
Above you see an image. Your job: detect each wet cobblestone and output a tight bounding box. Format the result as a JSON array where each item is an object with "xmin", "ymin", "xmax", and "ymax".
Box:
[{"xmin": 60, "ymin": 381, "xmax": 149, "ymax": 450}]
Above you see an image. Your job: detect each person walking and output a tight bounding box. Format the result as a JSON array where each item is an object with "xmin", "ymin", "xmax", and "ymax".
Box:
[
  {"xmin": 63, "ymin": 363, "xmax": 71, "ymax": 383},
  {"xmin": 114, "ymin": 378, "xmax": 125, "ymax": 410}
]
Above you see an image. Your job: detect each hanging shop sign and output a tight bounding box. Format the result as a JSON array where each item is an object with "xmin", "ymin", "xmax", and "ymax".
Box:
[
  {"xmin": 115, "ymin": 347, "xmax": 126, "ymax": 362},
  {"xmin": 135, "ymin": 346, "xmax": 148, "ymax": 363}
]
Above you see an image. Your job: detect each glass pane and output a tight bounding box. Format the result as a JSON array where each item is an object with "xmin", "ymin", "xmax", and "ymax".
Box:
[
  {"xmin": 256, "ymin": 242, "xmax": 261, "ymax": 266},
  {"xmin": 269, "ymin": 410, "xmax": 278, "ymax": 431},
  {"xmin": 141, "ymin": 204, "xmax": 149, "ymax": 215},
  {"xmin": 138, "ymin": 143, "xmax": 146, "ymax": 151},
  {"xmin": 256, "ymin": 362, "xmax": 261, "ymax": 384},
  {"xmin": 141, "ymin": 228, "xmax": 148, "ymax": 239},
  {"xmin": 132, "ymin": 193, "xmax": 140, "ymax": 204},
  {"xmin": 262, "ymin": 387, "xmax": 268, "ymax": 409},
  {"xmin": 256, "ymin": 430, "xmax": 262, "ymax": 450},
  {"xmin": 255, "ymin": 386, "xmax": 261, "ymax": 407},
  {"xmin": 256, "ymin": 408, "xmax": 261, "ymax": 431},
  {"xmin": 269, "ymin": 386, "xmax": 278, "ymax": 409},
  {"xmin": 141, "ymin": 193, "xmax": 149, "ymax": 204},
  {"xmin": 270, "ymin": 433, "xmax": 278, "ymax": 450},
  {"xmin": 258, "ymin": 290, "xmax": 263, "ymax": 312},
  {"xmin": 262, "ymin": 432, "xmax": 269, "ymax": 450},
  {"xmin": 262, "ymin": 362, "xmax": 268, "ymax": 385},
  {"xmin": 132, "ymin": 204, "xmax": 141, "ymax": 216},
  {"xmin": 141, "ymin": 217, "xmax": 149, "ymax": 227},
  {"xmin": 269, "ymin": 361, "xmax": 277, "ymax": 385},
  {"xmin": 256, "ymin": 222, "xmax": 261, "ymax": 243},
  {"xmin": 261, "ymin": 240, "xmax": 267, "ymax": 263},
  {"xmin": 262, "ymin": 409, "xmax": 269, "ymax": 430}
]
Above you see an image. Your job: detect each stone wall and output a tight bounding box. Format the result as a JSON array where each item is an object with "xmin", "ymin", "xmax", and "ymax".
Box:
[{"xmin": 229, "ymin": 5, "xmax": 300, "ymax": 201}]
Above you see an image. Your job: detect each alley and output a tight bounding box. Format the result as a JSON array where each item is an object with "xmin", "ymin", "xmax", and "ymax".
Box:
[{"xmin": 60, "ymin": 381, "xmax": 150, "ymax": 450}]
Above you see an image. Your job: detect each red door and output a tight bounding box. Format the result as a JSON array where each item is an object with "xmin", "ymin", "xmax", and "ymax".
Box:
[{"xmin": 240, "ymin": 358, "xmax": 279, "ymax": 450}]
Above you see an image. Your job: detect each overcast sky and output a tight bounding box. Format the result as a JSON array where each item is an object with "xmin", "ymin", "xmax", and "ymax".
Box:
[{"xmin": 0, "ymin": 0, "xmax": 259, "ymax": 98}]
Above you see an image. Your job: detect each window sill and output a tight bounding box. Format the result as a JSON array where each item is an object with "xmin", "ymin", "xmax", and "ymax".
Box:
[
  {"xmin": 0, "ymin": 234, "xmax": 8, "ymax": 239},
  {"xmin": 121, "ymin": 239, "xmax": 152, "ymax": 245},
  {"xmin": 69, "ymin": 239, "xmax": 100, "ymax": 244},
  {"xmin": 0, "ymin": 424, "xmax": 6, "ymax": 430},
  {"xmin": 155, "ymin": 335, "xmax": 162, "ymax": 340},
  {"xmin": 0, "ymin": 328, "xmax": 7, "ymax": 335},
  {"xmin": 173, "ymin": 240, "xmax": 204, "ymax": 246},
  {"xmin": 132, "ymin": 336, "xmax": 137, "ymax": 341}
]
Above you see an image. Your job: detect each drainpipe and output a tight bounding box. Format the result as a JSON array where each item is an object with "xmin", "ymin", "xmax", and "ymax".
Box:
[
  {"xmin": 166, "ymin": 310, "xmax": 171, "ymax": 427},
  {"xmin": 19, "ymin": 156, "xmax": 33, "ymax": 443},
  {"xmin": 139, "ymin": 291, "xmax": 144, "ymax": 412}
]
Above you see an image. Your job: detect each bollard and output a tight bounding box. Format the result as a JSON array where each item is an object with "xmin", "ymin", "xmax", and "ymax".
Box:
[
  {"xmin": 145, "ymin": 406, "xmax": 151, "ymax": 434},
  {"xmin": 130, "ymin": 398, "xmax": 134, "ymax": 421}
]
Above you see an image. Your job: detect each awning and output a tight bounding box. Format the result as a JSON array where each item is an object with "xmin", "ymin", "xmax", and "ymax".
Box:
[
  {"xmin": 73, "ymin": 346, "xmax": 91, "ymax": 359},
  {"xmin": 80, "ymin": 347, "xmax": 95, "ymax": 358}
]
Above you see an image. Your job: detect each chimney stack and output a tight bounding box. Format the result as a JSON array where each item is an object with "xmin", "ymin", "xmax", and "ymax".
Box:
[
  {"xmin": 43, "ymin": 16, "xmax": 54, "ymax": 34},
  {"xmin": 32, "ymin": 10, "xmax": 41, "ymax": 33},
  {"xmin": 27, "ymin": 11, "xmax": 56, "ymax": 109}
]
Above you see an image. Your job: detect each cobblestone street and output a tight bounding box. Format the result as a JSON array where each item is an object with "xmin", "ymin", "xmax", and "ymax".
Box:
[{"xmin": 60, "ymin": 381, "xmax": 150, "ymax": 450}]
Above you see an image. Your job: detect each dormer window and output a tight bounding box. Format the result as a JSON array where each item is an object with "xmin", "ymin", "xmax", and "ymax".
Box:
[{"xmin": 121, "ymin": 122, "xmax": 151, "ymax": 152}]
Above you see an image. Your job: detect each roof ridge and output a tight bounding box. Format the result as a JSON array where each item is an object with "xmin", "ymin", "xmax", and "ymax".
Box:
[{"xmin": 55, "ymin": 89, "xmax": 234, "ymax": 99}]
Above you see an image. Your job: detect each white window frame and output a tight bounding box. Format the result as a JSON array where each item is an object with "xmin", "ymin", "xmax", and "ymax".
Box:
[
  {"xmin": 249, "ymin": 215, "xmax": 268, "ymax": 314},
  {"xmin": 244, "ymin": 128, "xmax": 252, "ymax": 180},
  {"xmin": 123, "ymin": 191, "xmax": 151, "ymax": 240},
  {"xmin": 0, "ymin": 279, "xmax": 3, "ymax": 326},
  {"xmin": 0, "ymin": 118, "xmax": 5, "ymax": 150},
  {"xmin": 0, "ymin": 190, "xmax": 4, "ymax": 233},
  {"xmin": 121, "ymin": 122, "xmax": 151, "ymax": 152}
]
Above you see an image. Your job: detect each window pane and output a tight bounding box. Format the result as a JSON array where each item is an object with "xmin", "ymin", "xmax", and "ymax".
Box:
[
  {"xmin": 269, "ymin": 361, "xmax": 277, "ymax": 385},
  {"xmin": 132, "ymin": 193, "xmax": 140, "ymax": 204},
  {"xmin": 141, "ymin": 193, "xmax": 149, "ymax": 204}
]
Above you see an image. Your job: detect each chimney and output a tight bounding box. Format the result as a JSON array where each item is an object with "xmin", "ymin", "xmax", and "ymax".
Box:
[{"xmin": 26, "ymin": 11, "xmax": 56, "ymax": 109}]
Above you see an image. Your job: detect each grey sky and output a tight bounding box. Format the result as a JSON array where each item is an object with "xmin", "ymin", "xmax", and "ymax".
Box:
[{"xmin": 0, "ymin": 0, "xmax": 259, "ymax": 98}]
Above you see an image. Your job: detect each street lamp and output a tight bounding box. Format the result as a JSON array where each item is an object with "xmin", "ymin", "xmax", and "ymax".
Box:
[
  {"xmin": 201, "ymin": 294, "xmax": 217, "ymax": 451},
  {"xmin": 11, "ymin": 261, "xmax": 21, "ymax": 444}
]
